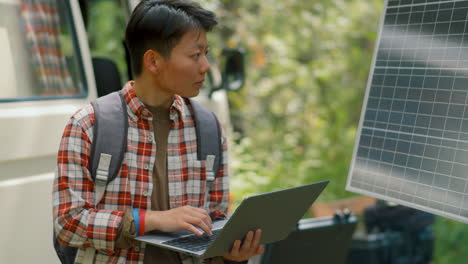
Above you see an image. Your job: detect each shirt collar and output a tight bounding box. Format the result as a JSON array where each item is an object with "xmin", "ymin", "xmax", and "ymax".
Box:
[{"xmin": 122, "ymin": 81, "xmax": 186, "ymax": 122}]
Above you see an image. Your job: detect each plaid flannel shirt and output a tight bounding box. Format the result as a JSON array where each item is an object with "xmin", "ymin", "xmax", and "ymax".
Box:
[{"xmin": 53, "ymin": 82, "xmax": 229, "ymax": 263}]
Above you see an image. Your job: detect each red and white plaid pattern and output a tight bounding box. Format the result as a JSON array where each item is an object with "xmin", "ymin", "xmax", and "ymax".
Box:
[{"xmin": 53, "ymin": 82, "xmax": 229, "ymax": 263}]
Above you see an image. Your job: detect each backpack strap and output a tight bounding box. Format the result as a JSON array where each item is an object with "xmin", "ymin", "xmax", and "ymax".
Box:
[
  {"xmin": 89, "ymin": 91, "xmax": 128, "ymax": 204},
  {"xmin": 188, "ymin": 98, "xmax": 223, "ymax": 177},
  {"xmin": 188, "ymin": 98, "xmax": 223, "ymax": 211},
  {"xmin": 82, "ymin": 91, "xmax": 127, "ymax": 264}
]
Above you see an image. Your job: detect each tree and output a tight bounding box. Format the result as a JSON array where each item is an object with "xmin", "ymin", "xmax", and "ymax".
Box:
[
  {"xmin": 210, "ymin": 1, "xmax": 468, "ymax": 263},
  {"xmin": 210, "ymin": 0, "xmax": 383, "ymax": 202}
]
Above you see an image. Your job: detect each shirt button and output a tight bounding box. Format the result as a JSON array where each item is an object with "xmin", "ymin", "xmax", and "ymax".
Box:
[
  {"xmin": 147, "ymin": 135, "xmax": 153, "ymax": 142},
  {"xmin": 143, "ymin": 191, "xmax": 150, "ymax": 197},
  {"xmin": 134, "ymin": 246, "xmax": 140, "ymax": 251},
  {"xmin": 144, "ymin": 164, "xmax": 149, "ymax": 170}
]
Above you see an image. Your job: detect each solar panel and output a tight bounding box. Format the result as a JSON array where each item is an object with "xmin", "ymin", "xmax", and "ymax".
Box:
[{"xmin": 347, "ymin": 0, "xmax": 468, "ymax": 224}]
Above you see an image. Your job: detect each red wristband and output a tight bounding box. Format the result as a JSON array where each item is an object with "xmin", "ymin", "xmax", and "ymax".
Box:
[{"xmin": 139, "ymin": 210, "xmax": 146, "ymax": 236}]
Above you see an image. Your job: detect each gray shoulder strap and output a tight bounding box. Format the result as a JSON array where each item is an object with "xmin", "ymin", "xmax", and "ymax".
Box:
[
  {"xmin": 90, "ymin": 91, "xmax": 128, "ymax": 202},
  {"xmin": 84, "ymin": 93, "xmax": 127, "ymax": 264},
  {"xmin": 188, "ymin": 98, "xmax": 223, "ymax": 180}
]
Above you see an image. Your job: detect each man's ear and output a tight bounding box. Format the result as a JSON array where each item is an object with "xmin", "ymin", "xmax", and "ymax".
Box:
[{"xmin": 142, "ymin": 50, "xmax": 162, "ymax": 74}]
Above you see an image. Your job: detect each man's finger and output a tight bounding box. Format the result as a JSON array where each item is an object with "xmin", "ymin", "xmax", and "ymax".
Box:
[
  {"xmin": 188, "ymin": 209, "xmax": 212, "ymax": 231},
  {"xmin": 191, "ymin": 206, "xmax": 211, "ymax": 217},
  {"xmin": 230, "ymin": 240, "xmax": 241, "ymax": 257},
  {"xmin": 240, "ymin": 231, "xmax": 253, "ymax": 252},
  {"xmin": 188, "ymin": 217, "xmax": 212, "ymax": 236},
  {"xmin": 190, "ymin": 212, "xmax": 212, "ymax": 232},
  {"xmin": 184, "ymin": 223, "xmax": 203, "ymax": 236},
  {"xmin": 256, "ymin": 245, "xmax": 265, "ymax": 255},
  {"xmin": 200, "ymin": 212, "xmax": 212, "ymax": 230},
  {"xmin": 252, "ymin": 229, "xmax": 261, "ymax": 247},
  {"xmin": 246, "ymin": 229, "xmax": 261, "ymax": 255}
]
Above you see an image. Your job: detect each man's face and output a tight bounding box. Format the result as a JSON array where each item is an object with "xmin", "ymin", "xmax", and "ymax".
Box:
[{"xmin": 155, "ymin": 29, "xmax": 211, "ymax": 98}]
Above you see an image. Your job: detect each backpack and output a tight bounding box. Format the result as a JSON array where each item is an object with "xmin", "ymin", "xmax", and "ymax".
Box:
[{"xmin": 54, "ymin": 91, "xmax": 223, "ymax": 264}]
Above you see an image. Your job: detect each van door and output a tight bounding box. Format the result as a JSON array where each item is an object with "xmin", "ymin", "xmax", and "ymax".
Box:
[{"xmin": 0, "ymin": 0, "xmax": 95, "ymax": 262}]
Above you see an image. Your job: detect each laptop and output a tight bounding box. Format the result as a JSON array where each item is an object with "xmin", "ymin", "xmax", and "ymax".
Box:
[{"xmin": 135, "ymin": 180, "xmax": 329, "ymax": 259}]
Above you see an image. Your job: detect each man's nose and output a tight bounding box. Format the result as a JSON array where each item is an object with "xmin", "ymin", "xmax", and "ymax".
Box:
[{"xmin": 200, "ymin": 55, "xmax": 211, "ymax": 74}]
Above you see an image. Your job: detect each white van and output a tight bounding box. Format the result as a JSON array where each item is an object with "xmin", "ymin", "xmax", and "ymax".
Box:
[{"xmin": 0, "ymin": 0, "xmax": 244, "ymax": 262}]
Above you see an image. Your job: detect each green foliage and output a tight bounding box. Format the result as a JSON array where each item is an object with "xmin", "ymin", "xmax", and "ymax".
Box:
[
  {"xmin": 208, "ymin": 0, "xmax": 468, "ymax": 263},
  {"xmin": 87, "ymin": 0, "xmax": 128, "ymax": 81},
  {"xmin": 433, "ymin": 217, "xmax": 468, "ymax": 264},
  {"xmin": 213, "ymin": 0, "xmax": 383, "ymax": 204}
]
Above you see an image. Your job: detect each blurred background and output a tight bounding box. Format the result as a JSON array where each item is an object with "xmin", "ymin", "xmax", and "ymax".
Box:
[{"xmin": 80, "ymin": 0, "xmax": 468, "ymax": 263}]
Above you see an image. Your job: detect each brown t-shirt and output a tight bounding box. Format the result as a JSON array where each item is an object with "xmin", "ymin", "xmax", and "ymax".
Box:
[
  {"xmin": 142, "ymin": 105, "xmax": 181, "ymax": 264},
  {"xmin": 114, "ymin": 104, "xmax": 178, "ymax": 262},
  {"xmin": 115, "ymin": 104, "xmax": 225, "ymax": 264}
]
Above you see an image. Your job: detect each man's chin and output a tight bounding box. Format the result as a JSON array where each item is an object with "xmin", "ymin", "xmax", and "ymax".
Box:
[{"xmin": 182, "ymin": 89, "xmax": 200, "ymax": 98}]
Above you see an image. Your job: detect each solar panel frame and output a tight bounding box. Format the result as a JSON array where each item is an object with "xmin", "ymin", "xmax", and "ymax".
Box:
[{"xmin": 346, "ymin": 0, "xmax": 468, "ymax": 224}]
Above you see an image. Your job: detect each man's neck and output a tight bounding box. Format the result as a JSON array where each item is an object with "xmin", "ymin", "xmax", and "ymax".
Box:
[{"xmin": 132, "ymin": 75, "xmax": 173, "ymax": 109}]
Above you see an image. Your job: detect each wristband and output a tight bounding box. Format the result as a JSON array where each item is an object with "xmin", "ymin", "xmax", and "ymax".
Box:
[
  {"xmin": 139, "ymin": 210, "xmax": 146, "ymax": 236},
  {"xmin": 133, "ymin": 209, "xmax": 140, "ymax": 236}
]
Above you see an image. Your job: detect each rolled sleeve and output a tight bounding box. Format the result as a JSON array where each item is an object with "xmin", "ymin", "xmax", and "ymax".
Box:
[
  {"xmin": 87, "ymin": 209, "xmax": 124, "ymax": 250},
  {"xmin": 115, "ymin": 208, "xmax": 137, "ymax": 249}
]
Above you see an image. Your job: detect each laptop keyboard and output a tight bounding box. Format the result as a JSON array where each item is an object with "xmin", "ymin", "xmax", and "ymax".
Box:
[{"xmin": 163, "ymin": 229, "xmax": 221, "ymax": 252}]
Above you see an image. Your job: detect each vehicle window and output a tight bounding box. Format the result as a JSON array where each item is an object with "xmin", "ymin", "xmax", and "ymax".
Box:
[
  {"xmin": 86, "ymin": 0, "xmax": 128, "ymax": 82},
  {"xmin": 0, "ymin": 0, "xmax": 86, "ymax": 101}
]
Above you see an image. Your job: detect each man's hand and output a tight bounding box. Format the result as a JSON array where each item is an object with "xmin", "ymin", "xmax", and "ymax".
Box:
[
  {"xmin": 223, "ymin": 229, "xmax": 264, "ymax": 262},
  {"xmin": 145, "ymin": 206, "xmax": 213, "ymax": 236}
]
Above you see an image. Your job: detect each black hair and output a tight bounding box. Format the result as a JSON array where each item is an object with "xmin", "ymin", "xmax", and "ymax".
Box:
[{"xmin": 125, "ymin": 0, "xmax": 217, "ymax": 77}]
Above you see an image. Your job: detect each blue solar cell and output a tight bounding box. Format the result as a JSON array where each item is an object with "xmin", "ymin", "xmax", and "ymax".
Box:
[{"xmin": 348, "ymin": 0, "xmax": 468, "ymax": 223}]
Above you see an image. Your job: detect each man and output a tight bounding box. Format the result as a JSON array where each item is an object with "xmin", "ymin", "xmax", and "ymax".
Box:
[{"xmin": 52, "ymin": 0, "xmax": 263, "ymax": 263}]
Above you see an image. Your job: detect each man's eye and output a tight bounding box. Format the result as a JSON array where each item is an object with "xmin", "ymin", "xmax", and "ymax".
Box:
[{"xmin": 193, "ymin": 53, "xmax": 201, "ymax": 59}]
